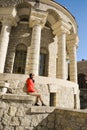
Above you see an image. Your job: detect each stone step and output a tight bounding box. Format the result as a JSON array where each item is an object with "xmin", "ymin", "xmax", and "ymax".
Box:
[{"xmin": 0, "ymin": 94, "xmax": 35, "ymax": 105}]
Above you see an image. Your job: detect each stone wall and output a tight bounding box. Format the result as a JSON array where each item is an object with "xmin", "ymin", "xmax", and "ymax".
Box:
[
  {"xmin": 80, "ymin": 89, "xmax": 87, "ymax": 109},
  {"xmin": 0, "ymin": 97, "xmax": 87, "ymax": 130},
  {"xmin": 77, "ymin": 60, "xmax": 87, "ymax": 75},
  {"xmin": 0, "ymin": 96, "xmax": 55, "ymax": 130},
  {"xmin": 0, "ymin": 73, "xmax": 80, "ymax": 109},
  {"xmin": 77, "ymin": 60, "xmax": 87, "ymax": 109},
  {"xmin": 55, "ymin": 109, "xmax": 87, "ymax": 130}
]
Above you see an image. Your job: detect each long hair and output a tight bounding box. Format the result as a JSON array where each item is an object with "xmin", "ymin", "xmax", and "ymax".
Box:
[{"xmin": 29, "ymin": 73, "xmax": 35, "ymax": 83}]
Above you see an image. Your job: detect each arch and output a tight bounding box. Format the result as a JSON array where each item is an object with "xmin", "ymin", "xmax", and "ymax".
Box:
[
  {"xmin": 46, "ymin": 9, "xmax": 60, "ymax": 26},
  {"xmin": 13, "ymin": 44, "xmax": 27, "ymax": 74}
]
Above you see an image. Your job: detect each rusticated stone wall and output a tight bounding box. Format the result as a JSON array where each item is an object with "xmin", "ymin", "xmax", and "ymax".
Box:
[
  {"xmin": 0, "ymin": 97, "xmax": 87, "ymax": 130},
  {"xmin": 0, "ymin": 96, "xmax": 55, "ymax": 130},
  {"xmin": 55, "ymin": 109, "xmax": 87, "ymax": 130},
  {"xmin": 80, "ymin": 89, "xmax": 87, "ymax": 109}
]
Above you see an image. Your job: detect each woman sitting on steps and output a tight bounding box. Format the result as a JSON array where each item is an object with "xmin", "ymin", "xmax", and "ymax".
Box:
[{"xmin": 26, "ymin": 73, "xmax": 46, "ymax": 106}]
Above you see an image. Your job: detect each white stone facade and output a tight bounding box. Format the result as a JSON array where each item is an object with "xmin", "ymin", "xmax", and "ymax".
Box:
[{"xmin": 0, "ymin": 0, "xmax": 80, "ymax": 109}]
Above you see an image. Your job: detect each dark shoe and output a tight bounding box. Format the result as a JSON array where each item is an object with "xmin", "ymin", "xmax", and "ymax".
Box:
[
  {"xmin": 34, "ymin": 103, "xmax": 40, "ymax": 106},
  {"xmin": 42, "ymin": 103, "xmax": 46, "ymax": 106}
]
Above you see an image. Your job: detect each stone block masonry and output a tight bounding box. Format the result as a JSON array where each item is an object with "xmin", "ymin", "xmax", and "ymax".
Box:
[
  {"xmin": 55, "ymin": 109, "xmax": 87, "ymax": 130},
  {"xmin": 0, "ymin": 73, "xmax": 80, "ymax": 109},
  {"xmin": 0, "ymin": 96, "xmax": 87, "ymax": 130}
]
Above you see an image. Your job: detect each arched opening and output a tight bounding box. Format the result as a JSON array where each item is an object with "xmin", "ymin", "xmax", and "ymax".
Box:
[
  {"xmin": 13, "ymin": 44, "xmax": 27, "ymax": 74},
  {"xmin": 39, "ymin": 48, "xmax": 48, "ymax": 76}
]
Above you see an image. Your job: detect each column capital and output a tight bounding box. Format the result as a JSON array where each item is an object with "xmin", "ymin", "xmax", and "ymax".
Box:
[
  {"xmin": 29, "ymin": 8, "xmax": 48, "ymax": 28},
  {"xmin": 66, "ymin": 34, "xmax": 79, "ymax": 48},
  {"xmin": 52, "ymin": 19, "xmax": 71, "ymax": 36},
  {"xmin": 0, "ymin": 7, "xmax": 19, "ymax": 26}
]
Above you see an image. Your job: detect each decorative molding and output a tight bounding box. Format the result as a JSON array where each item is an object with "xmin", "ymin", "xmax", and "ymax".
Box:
[
  {"xmin": 66, "ymin": 34, "xmax": 79, "ymax": 47},
  {"xmin": 0, "ymin": 7, "xmax": 19, "ymax": 26},
  {"xmin": 52, "ymin": 20, "xmax": 71, "ymax": 36},
  {"xmin": 29, "ymin": 7, "xmax": 48, "ymax": 28}
]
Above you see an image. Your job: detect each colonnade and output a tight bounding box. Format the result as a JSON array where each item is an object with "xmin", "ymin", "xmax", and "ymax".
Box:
[
  {"xmin": 0, "ymin": 7, "xmax": 79, "ymax": 83},
  {"xmin": 52, "ymin": 20, "xmax": 79, "ymax": 83}
]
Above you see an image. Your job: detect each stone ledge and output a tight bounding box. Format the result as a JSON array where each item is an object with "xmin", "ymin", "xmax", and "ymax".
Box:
[
  {"xmin": 0, "ymin": 94, "xmax": 35, "ymax": 101},
  {"xmin": 0, "ymin": 81, "xmax": 9, "ymax": 88},
  {"xmin": 30, "ymin": 106, "xmax": 55, "ymax": 113}
]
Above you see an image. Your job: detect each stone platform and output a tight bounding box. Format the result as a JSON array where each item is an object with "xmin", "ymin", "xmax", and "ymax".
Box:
[{"xmin": 0, "ymin": 73, "xmax": 80, "ymax": 109}]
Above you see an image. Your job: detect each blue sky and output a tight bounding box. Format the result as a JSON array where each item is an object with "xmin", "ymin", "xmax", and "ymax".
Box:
[{"xmin": 55, "ymin": 0, "xmax": 87, "ymax": 61}]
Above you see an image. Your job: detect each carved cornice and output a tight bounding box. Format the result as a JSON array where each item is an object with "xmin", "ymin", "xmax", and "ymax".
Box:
[
  {"xmin": 52, "ymin": 19, "xmax": 71, "ymax": 36},
  {"xmin": 66, "ymin": 34, "xmax": 79, "ymax": 55},
  {"xmin": 0, "ymin": 7, "xmax": 19, "ymax": 26},
  {"xmin": 29, "ymin": 8, "xmax": 48, "ymax": 28}
]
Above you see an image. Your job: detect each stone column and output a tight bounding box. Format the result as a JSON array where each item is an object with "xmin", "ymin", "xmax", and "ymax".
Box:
[
  {"xmin": 29, "ymin": 8, "xmax": 48, "ymax": 75},
  {"xmin": 29, "ymin": 24, "xmax": 42, "ymax": 75},
  {"xmin": 0, "ymin": 19, "xmax": 11, "ymax": 73},
  {"xmin": 67, "ymin": 34, "xmax": 80, "ymax": 109},
  {"xmin": 52, "ymin": 20, "xmax": 71, "ymax": 79},
  {"xmin": 67, "ymin": 34, "xmax": 79, "ymax": 83},
  {"xmin": 57, "ymin": 33, "xmax": 67, "ymax": 79}
]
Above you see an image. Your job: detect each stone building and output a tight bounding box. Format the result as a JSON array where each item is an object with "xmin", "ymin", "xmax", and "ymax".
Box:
[
  {"xmin": 0, "ymin": 0, "xmax": 80, "ymax": 107},
  {"xmin": 0, "ymin": 0, "xmax": 83, "ymax": 129},
  {"xmin": 77, "ymin": 60, "xmax": 87, "ymax": 108}
]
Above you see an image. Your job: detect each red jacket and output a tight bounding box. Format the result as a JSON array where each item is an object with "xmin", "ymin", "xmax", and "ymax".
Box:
[{"xmin": 26, "ymin": 78, "xmax": 36, "ymax": 92}]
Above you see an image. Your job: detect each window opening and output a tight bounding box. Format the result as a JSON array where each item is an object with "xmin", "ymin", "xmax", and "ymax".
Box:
[{"xmin": 13, "ymin": 44, "xmax": 27, "ymax": 74}]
